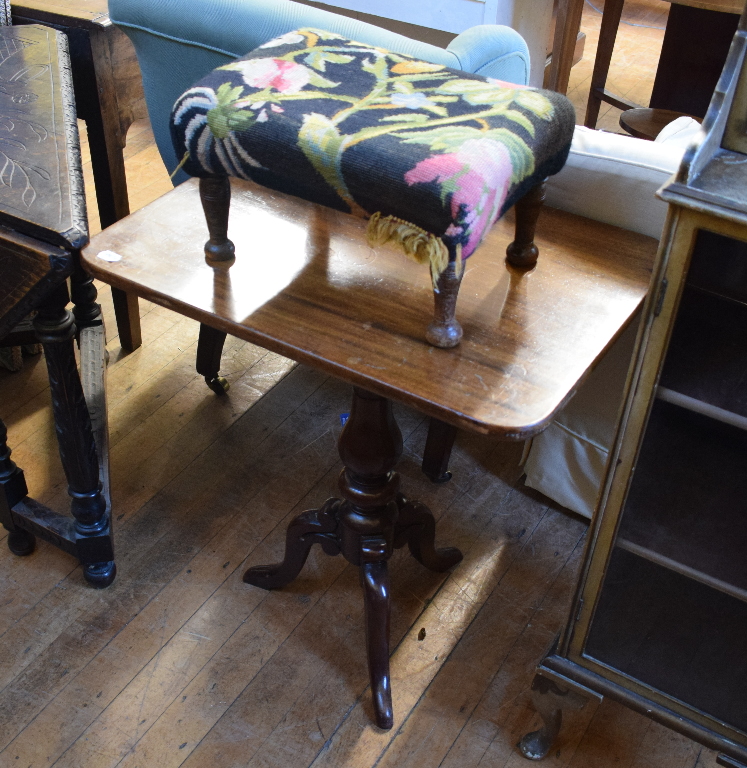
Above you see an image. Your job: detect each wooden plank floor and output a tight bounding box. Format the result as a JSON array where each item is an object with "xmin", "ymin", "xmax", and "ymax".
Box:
[{"xmin": 0, "ymin": 6, "xmax": 724, "ymax": 765}]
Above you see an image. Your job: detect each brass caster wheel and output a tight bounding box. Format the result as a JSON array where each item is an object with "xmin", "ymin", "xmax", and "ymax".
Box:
[{"xmin": 205, "ymin": 375, "xmax": 230, "ymax": 395}]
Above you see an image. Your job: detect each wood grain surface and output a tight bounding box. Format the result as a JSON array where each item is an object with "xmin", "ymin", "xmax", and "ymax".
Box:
[
  {"xmin": 11, "ymin": 0, "xmax": 108, "ymax": 26},
  {"xmin": 82, "ymin": 178, "xmax": 656, "ymax": 439}
]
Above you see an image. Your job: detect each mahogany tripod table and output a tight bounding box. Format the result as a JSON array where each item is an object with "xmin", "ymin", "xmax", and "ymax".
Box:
[
  {"xmin": 82, "ymin": 176, "xmax": 656, "ymax": 728},
  {"xmin": 0, "ymin": 25, "xmax": 114, "ymax": 586}
]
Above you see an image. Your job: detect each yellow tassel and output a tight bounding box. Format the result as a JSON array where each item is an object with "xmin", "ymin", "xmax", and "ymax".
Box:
[
  {"xmin": 169, "ymin": 151, "xmax": 190, "ymax": 180},
  {"xmin": 366, "ymin": 212, "xmax": 449, "ymax": 287}
]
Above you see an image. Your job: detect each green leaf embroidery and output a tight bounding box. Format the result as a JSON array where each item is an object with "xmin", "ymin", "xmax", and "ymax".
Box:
[
  {"xmin": 297, "ymin": 112, "xmax": 354, "ymax": 208},
  {"xmin": 500, "ymin": 108, "xmax": 536, "ymax": 136},
  {"xmin": 379, "ymin": 113, "xmax": 429, "ymax": 123},
  {"xmin": 396, "ymin": 125, "xmax": 485, "ymax": 152},
  {"xmin": 436, "ymin": 79, "xmax": 515, "ymax": 106},
  {"xmin": 514, "ymin": 89, "xmax": 555, "ymax": 120},
  {"xmin": 306, "ymin": 70, "xmax": 342, "ymax": 89},
  {"xmin": 207, "ymin": 107, "xmax": 256, "ymax": 140},
  {"xmin": 304, "ymin": 51, "xmax": 355, "ymax": 72}
]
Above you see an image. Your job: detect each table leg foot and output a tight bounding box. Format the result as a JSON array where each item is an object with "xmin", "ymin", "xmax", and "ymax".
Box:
[
  {"xmin": 396, "ymin": 495, "xmax": 462, "ymax": 572},
  {"xmin": 519, "ymin": 673, "xmax": 588, "ymax": 760},
  {"xmin": 84, "ymin": 560, "xmax": 117, "ymax": 588},
  {"xmin": 243, "ymin": 499, "xmax": 341, "ymax": 590},
  {"xmin": 361, "ymin": 560, "xmax": 393, "ymax": 730},
  {"xmin": 8, "ymin": 529, "xmax": 35, "ymax": 557}
]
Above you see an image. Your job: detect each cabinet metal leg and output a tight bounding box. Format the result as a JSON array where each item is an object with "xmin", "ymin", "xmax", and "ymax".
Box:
[{"xmin": 519, "ymin": 673, "xmax": 589, "ymax": 760}]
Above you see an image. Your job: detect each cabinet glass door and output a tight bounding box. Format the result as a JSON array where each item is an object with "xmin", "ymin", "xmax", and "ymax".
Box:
[{"xmin": 582, "ymin": 229, "xmax": 747, "ymax": 736}]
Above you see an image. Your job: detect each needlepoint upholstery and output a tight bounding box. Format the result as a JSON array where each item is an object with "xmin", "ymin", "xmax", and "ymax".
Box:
[{"xmin": 171, "ymin": 28, "xmax": 575, "ymax": 279}]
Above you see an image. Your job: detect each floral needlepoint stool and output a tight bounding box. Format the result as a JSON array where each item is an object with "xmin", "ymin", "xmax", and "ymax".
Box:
[{"xmin": 170, "ymin": 28, "xmax": 575, "ymax": 348}]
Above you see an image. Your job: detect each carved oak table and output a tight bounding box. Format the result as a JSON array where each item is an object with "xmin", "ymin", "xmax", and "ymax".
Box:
[
  {"xmin": 0, "ymin": 24, "xmax": 114, "ymax": 587},
  {"xmin": 82, "ymin": 175, "xmax": 656, "ymax": 727}
]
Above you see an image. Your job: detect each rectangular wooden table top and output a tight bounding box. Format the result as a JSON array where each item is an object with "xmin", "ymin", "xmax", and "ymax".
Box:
[
  {"xmin": 82, "ymin": 178, "xmax": 656, "ymax": 438},
  {"xmin": 11, "ymin": 0, "xmax": 109, "ymax": 27}
]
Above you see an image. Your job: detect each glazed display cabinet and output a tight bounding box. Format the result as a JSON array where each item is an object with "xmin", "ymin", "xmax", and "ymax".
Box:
[{"xmin": 520, "ymin": 7, "xmax": 747, "ymax": 766}]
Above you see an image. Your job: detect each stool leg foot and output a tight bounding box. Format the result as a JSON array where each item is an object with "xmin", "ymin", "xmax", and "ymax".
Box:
[
  {"xmin": 196, "ymin": 324, "xmax": 229, "ymax": 395},
  {"xmin": 200, "ymin": 176, "xmax": 235, "ymax": 262},
  {"xmin": 506, "ymin": 182, "xmax": 546, "ymax": 270},
  {"xmin": 427, "ymin": 251, "xmax": 463, "ymax": 349},
  {"xmin": 361, "ymin": 560, "xmax": 393, "ymax": 730},
  {"xmin": 243, "ymin": 500, "xmax": 341, "ymax": 590},
  {"xmin": 396, "ymin": 495, "xmax": 462, "ymax": 572}
]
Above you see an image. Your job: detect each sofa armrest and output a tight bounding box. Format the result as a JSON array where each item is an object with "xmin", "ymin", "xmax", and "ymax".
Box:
[
  {"xmin": 545, "ymin": 126, "xmax": 685, "ymax": 239},
  {"xmin": 446, "ymin": 25, "xmax": 529, "ymax": 85}
]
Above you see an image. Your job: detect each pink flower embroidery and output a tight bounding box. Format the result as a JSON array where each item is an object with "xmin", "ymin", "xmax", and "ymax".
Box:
[
  {"xmin": 405, "ymin": 138, "xmax": 513, "ymax": 257},
  {"xmin": 229, "ymin": 58, "xmax": 312, "ymax": 94},
  {"xmin": 486, "ymin": 77, "xmax": 529, "ymax": 90}
]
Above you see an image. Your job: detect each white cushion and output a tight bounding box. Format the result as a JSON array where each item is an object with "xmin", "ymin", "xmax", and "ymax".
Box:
[
  {"xmin": 654, "ymin": 115, "xmax": 702, "ymax": 149},
  {"xmin": 545, "ymin": 125, "xmax": 684, "ymax": 239}
]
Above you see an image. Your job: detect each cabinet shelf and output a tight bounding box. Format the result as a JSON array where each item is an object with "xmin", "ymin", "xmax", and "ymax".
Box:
[
  {"xmin": 586, "ymin": 550, "xmax": 747, "ymax": 736},
  {"xmin": 616, "ymin": 399, "xmax": 747, "ymax": 601},
  {"xmin": 659, "ymin": 284, "xmax": 747, "ymax": 419}
]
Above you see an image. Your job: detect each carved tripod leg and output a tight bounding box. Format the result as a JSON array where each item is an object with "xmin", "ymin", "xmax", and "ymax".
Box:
[
  {"xmin": 337, "ymin": 388, "xmax": 403, "ymax": 729},
  {"xmin": 243, "ymin": 499, "xmax": 341, "ymax": 590},
  {"xmin": 426, "ymin": 245, "xmax": 464, "ymax": 349},
  {"xmin": 0, "ymin": 418, "xmax": 34, "ymax": 556},
  {"xmin": 196, "ymin": 323, "xmax": 229, "ymax": 395},
  {"xmin": 518, "ymin": 673, "xmax": 589, "ymax": 760},
  {"xmin": 422, "ymin": 418, "xmax": 458, "ymax": 483},
  {"xmin": 361, "ymin": 560, "xmax": 392, "ymax": 729},
  {"xmin": 199, "ymin": 176, "xmax": 235, "ymax": 262},
  {"xmin": 34, "ymin": 283, "xmax": 115, "ymax": 588},
  {"xmin": 395, "ymin": 495, "xmax": 462, "ymax": 572},
  {"xmin": 506, "ymin": 181, "xmax": 547, "ymax": 270}
]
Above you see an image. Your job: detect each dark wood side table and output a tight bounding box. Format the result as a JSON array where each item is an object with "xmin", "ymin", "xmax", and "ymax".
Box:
[
  {"xmin": 0, "ymin": 24, "xmax": 115, "ymax": 587},
  {"xmin": 82, "ymin": 173, "xmax": 656, "ymax": 728},
  {"xmin": 11, "ymin": 0, "xmax": 148, "ymax": 351}
]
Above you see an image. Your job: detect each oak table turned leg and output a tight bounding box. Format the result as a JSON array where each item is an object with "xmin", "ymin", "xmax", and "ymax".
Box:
[
  {"xmin": 34, "ymin": 282, "xmax": 115, "ymax": 588},
  {"xmin": 244, "ymin": 387, "xmax": 462, "ymax": 729}
]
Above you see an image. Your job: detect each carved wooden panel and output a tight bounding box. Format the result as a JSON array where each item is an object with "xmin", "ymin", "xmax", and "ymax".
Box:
[
  {"xmin": 0, "ymin": 24, "xmax": 87, "ymax": 248},
  {"xmin": 0, "ymin": 226, "xmax": 72, "ymax": 341}
]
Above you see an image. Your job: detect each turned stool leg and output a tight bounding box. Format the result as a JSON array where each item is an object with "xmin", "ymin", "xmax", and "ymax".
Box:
[
  {"xmin": 506, "ymin": 182, "xmax": 547, "ymax": 270},
  {"xmin": 200, "ymin": 176, "xmax": 235, "ymax": 262},
  {"xmin": 34, "ymin": 282, "xmax": 115, "ymax": 588},
  {"xmin": 427, "ymin": 245, "xmax": 464, "ymax": 349},
  {"xmin": 196, "ymin": 323, "xmax": 229, "ymax": 394},
  {"xmin": 422, "ymin": 418, "xmax": 458, "ymax": 483}
]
